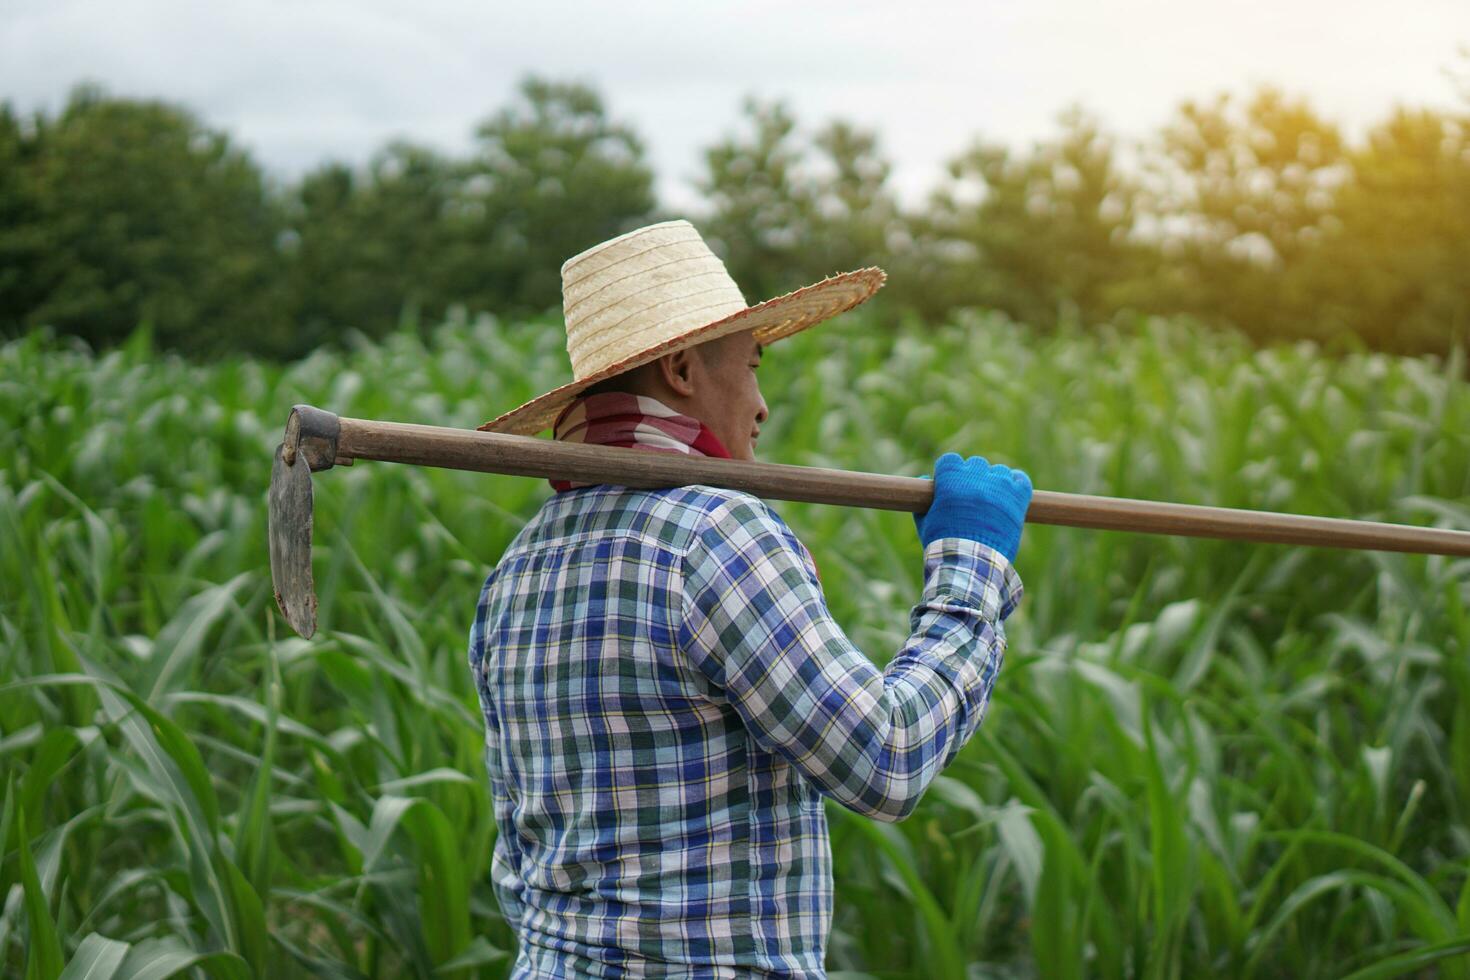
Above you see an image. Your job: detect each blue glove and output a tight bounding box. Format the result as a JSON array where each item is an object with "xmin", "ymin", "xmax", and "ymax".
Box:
[{"xmin": 913, "ymin": 452, "xmax": 1033, "ymax": 562}]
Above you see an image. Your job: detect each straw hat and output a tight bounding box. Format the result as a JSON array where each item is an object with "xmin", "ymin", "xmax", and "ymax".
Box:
[{"xmin": 477, "ymin": 219, "xmax": 886, "ymax": 435}]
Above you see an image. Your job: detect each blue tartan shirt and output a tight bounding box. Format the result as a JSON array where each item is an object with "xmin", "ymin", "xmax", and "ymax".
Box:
[{"xmin": 467, "ymin": 482, "xmax": 1024, "ymax": 978}]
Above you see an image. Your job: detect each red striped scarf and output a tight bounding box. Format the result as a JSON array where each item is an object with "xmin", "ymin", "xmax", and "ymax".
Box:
[
  {"xmin": 548, "ymin": 392, "xmax": 732, "ymax": 492},
  {"xmin": 549, "ymin": 391, "xmax": 821, "ymax": 583}
]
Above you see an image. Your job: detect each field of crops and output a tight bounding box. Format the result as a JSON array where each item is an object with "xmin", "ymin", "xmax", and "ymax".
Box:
[{"xmin": 3, "ymin": 309, "xmax": 1470, "ymax": 979}]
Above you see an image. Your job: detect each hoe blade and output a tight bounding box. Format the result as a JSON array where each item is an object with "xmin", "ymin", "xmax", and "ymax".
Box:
[{"xmin": 269, "ymin": 442, "xmax": 317, "ymax": 638}]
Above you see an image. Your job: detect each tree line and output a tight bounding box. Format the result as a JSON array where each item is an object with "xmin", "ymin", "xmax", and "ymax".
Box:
[{"xmin": 2, "ymin": 70, "xmax": 1468, "ymax": 360}]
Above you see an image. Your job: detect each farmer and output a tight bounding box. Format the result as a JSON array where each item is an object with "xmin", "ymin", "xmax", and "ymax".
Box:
[{"xmin": 468, "ymin": 219, "xmax": 1032, "ymax": 978}]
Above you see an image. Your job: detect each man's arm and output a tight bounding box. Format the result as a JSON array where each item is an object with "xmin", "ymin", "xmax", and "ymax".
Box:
[{"xmin": 677, "ymin": 493, "xmax": 1023, "ymax": 823}]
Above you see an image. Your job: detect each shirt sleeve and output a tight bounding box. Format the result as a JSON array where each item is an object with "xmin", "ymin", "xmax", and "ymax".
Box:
[{"xmin": 676, "ymin": 493, "xmax": 1023, "ymax": 823}]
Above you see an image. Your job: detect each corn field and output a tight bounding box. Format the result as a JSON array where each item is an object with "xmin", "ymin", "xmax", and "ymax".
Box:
[{"xmin": 3, "ymin": 310, "xmax": 1470, "ymax": 978}]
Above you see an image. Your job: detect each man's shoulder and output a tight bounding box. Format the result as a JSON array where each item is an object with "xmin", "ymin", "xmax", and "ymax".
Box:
[
  {"xmin": 505, "ymin": 484, "xmax": 783, "ymax": 559},
  {"xmin": 488, "ymin": 484, "xmax": 816, "ymax": 595},
  {"xmin": 630, "ymin": 484, "xmax": 797, "ymax": 553},
  {"xmin": 675, "ymin": 485, "xmax": 819, "ymax": 583},
  {"xmin": 670, "ymin": 484, "xmax": 798, "ymax": 538},
  {"xmin": 669, "ymin": 483, "xmax": 773, "ymax": 519}
]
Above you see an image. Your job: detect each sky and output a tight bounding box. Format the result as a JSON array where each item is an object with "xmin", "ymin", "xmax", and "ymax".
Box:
[{"xmin": 3, "ymin": 0, "xmax": 1468, "ymax": 210}]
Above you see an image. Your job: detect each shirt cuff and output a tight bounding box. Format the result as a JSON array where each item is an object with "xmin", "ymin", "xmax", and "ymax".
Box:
[{"xmin": 921, "ymin": 536, "xmax": 1026, "ymax": 622}]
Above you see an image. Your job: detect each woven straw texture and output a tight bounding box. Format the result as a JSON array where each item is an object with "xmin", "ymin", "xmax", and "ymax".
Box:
[{"xmin": 478, "ymin": 219, "xmax": 886, "ymax": 435}]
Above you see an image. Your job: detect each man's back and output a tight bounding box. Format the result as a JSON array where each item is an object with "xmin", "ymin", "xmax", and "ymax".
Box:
[{"xmin": 469, "ymin": 481, "xmax": 1022, "ymax": 978}]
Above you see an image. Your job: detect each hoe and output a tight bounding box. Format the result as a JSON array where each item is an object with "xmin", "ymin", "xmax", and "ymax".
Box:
[{"xmin": 269, "ymin": 404, "xmax": 1470, "ymax": 639}]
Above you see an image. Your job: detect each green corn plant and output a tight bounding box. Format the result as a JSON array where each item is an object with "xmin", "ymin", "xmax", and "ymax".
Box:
[{"xmin": 2, "ymin": 310, "xmax": 1468, "ymax": 978}]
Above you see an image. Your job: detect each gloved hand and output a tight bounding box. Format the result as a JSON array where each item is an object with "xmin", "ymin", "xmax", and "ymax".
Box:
[{"xmin": 913, "ymin": 452, "xmax": 1034, "ymax": 562}]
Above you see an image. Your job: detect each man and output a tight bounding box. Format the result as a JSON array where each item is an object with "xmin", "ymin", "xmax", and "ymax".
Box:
[{"xmin": 468, "ymin": 220, "xmax": 1032, "ymax": 978}]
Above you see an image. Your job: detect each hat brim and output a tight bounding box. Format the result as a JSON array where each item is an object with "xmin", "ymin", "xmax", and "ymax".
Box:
[{"xmin": 477, "ymin": 266, "xmax": 886, "ymax": 436}]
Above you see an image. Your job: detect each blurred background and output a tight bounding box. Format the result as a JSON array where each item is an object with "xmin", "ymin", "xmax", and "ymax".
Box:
[
  {"xmin": 3, "ymin": 0, "xmax": 1469, "ymax": 360},
  {"xmin": 4, "ymin": 4, "xmax": 1470, "ymax": 979}
]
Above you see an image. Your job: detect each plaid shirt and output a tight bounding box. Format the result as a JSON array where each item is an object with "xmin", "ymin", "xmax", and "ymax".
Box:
[{"xmin": 468, "ymin": 482, "xmax": 1024, "ymax": 978}]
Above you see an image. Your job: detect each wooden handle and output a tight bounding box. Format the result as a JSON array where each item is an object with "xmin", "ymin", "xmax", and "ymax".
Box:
[{"xmin": 331, "ymin": 415, "xmax": 1470, "ymax": 558}]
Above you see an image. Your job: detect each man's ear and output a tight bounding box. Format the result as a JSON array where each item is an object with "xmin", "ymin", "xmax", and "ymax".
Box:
[{"xmin": 656, "ymin": 347, "xmax": 699, "ymax": 398}]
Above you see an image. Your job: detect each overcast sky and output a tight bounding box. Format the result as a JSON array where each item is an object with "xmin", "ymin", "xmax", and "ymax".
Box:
[{"xmin": 3, "ymin": 0, "xmax": 1467, "ymax": 209}]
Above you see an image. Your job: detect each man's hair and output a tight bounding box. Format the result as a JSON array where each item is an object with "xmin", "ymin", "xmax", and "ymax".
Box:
[
  {"xmin": 579, "ymin": 340, "xmax": 725, "ymax": 397},
  {"xmin": 580, "ymin": 372, "xmax": 635, "ymax": 398}
]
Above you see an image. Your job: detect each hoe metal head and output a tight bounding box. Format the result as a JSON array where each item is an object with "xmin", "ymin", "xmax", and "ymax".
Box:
[{"xmin": 268, "ymin": 406, "xmax": 342, "ymax": 639}]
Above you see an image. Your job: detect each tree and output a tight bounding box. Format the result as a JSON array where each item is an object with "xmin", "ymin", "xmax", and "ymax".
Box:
[
  {"xmin": 0, "ymin": 103, "xmax": 46, "ymax": 326},
  {"xmin": 444, "ymin": 76, "xmax": 658, "ymax": 316},
  {"xmin": 281, "ymin": 141, "xmax": 458, "ymax": 353},
  {"xmin": 1143, "ymin": 86, "xmax": 1349, "ymax": 344},
  {"xmin": 0, "ymin": 83, "xmax": 285, "ymax": 354},
  {"xmin": 696, "ymin": 98, "xmax": 811, "ymax": 300},
  {"xmin": 1312, "ymin": 106, "xmax": 1470, "ymax": 356},
  {"xmin": 273, "ymin": 76, "xmax": 658, "ymax": 351},
  {"xmin": 921, "ymin": 106, "xmax": 1150, "ymax": 328},
  {"xmin": 694, "ymin": 97, "xmax": 911, "ymax": 304}
]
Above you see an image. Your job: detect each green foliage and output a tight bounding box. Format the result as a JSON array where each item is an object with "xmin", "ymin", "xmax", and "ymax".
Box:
[
  {"xmin": 0, "ymin": 76, "xmax": 659, "ymax": 360},
  {"xmin": 449, "ymin": 76, "xmax": 658, "ymax": 314},
  {"xmin": 1086, "ymin": 82, "xmax": 1467, "ymax": 357},
  {"xmin": 0, "ymin": 83, "xmax": 284, "ymax": 356},
  {"xmin": 282, "ymin": 143, "xmax": 462, "ymax": 355},
  {"xmin": 2, "ymin": 312, "xmax": 1468, "ymax": 976},
  {"xmin": 3, "ymin": 70, "xmax": 1469, "ymax": 358},
  {"xmin": 692, "ymin": 81, "xmax": 1469, "ymax": 357},
  {"xmin": 276, "ymin": 76, "xmax": 659, "ymax": 356},
  {"xmin": 1316, "ymin": 106, "xmax": 1470, "ymax": 357},
  {"xmin": 1144, "ymin": 86, "xmax": 1352, "ymax": 346},
  {"xmin": 695, "ymin": 98, "xmax": 908, "ymax": 302},
  {"xmin": 922, "ymin": 105, "xmax": 1150, "ymax": 327}
]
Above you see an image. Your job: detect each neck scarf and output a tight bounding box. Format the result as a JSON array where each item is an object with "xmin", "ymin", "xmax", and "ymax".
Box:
[
  {"xmin": 548, "ymin": 392, "xmax": 732, "ymax": 493},
  {"xmin": 549, "ymin": 391, "xmax": 820, "ymax": 583}
]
